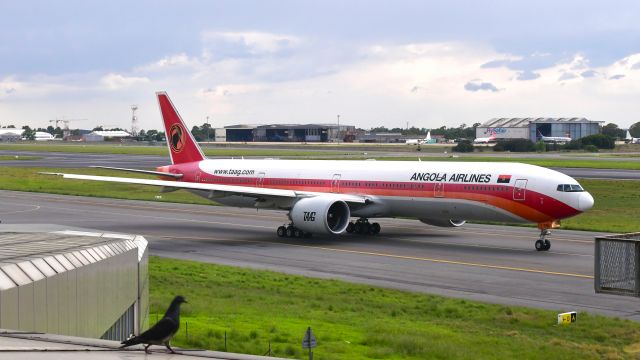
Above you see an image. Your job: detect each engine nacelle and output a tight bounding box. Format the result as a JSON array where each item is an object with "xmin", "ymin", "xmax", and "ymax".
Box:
[
  {"xmin": 291, "ymin": 197, "xmax": 350, "ymax": 235},
  {"xmin": 419, "ymin": 218, "xmax": 466, "ymax": 227}
]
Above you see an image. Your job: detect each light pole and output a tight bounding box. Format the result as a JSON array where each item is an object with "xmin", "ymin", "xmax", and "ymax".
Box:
[
  {"xmin": 336, "ymin": 115, "xmax": 340, "ymax": 142},
  {"xmin": 206, "ymin": 116, "xmax": 210, "ymax": 142}
]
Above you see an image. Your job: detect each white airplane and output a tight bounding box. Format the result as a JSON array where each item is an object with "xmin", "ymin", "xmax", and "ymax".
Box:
[
  {"xmin": 405, "ymin": 131, "xmax": 432, "ymax": 145},
  {"xmin": 625, "ymin": 130, "xmax": 640, "ymax": 144},
  {"xmin": 537, "ymin": 131, "xmax": 572, "ymax": 143},
  {"xmin": 46, "ymin": 92, "xmax": 594, "ymax": 251},
  {"xmin": 34, "ymin": 131, "xmax": 55, "ymax": 141},
  {"xmin": 473, "ymin": 134, "xmax": 497, "ymax": 144}
]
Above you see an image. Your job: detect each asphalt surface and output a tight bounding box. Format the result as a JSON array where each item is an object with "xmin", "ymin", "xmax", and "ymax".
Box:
[
  {"xmin": 1, "ymin": 190, "xmax": 638, "ymax": 320},
  {"xmin": 1, "ymin": 150, "xmax": 639, "ymax": 180}
]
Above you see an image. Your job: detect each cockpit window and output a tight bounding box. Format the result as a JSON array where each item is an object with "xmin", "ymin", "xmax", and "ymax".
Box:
[{"xmin": 557, "ymin": 184, "xmax": 584, "ymax": 192}]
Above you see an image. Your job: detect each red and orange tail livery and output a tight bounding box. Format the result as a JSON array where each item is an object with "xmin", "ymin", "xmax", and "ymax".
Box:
[{"xmin": 157, "ymin": 92, "xmax": 205, "ymax": 165}]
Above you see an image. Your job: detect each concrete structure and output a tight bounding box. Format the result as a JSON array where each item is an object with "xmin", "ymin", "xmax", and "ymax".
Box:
[
  {"xmin": 357, "ymin": 132, "xmax": 407, "ymax": 143},
  {"xmin": 223, "ymin": 124, "xmax": 356, "ymax": 142},
  {"xmin": 0, "ymin": 329, "xmax": 290, "ymax": 359},
  {"xmin": 0, "ymin": 129, "xmax": 21, "ymax": 142},
  {"xmin": 0, "ymin": 226, "xmax": 148, "ymax": 341},
  {"xmin": 477, "ymin": 117, "xmax": 603, "ymax": 142}
]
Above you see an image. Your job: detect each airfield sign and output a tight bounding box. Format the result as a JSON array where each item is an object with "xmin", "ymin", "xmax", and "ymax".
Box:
[{"xmin": 302, "ymin": 326, "xmax": 317, "ymax": 348}]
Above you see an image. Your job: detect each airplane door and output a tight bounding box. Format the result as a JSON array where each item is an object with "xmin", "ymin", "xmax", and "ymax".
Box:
[
  {"xmin": 331, "ymin": 174, "xmax": 341, "ymax": 193},
  {"xmin": 513, "ymin": 179, "xmax": 527, "ymax": 201},
  {"xmin": 256, "ymin": 172, "xmax": 265, "ymax": 187},
  {"xmin": 434, "ymin": 182, "xmax": 445, "ymax": 198},
  {"xmin": 195, "ymin": 171, "xmax": 201, "ymax": 182}
]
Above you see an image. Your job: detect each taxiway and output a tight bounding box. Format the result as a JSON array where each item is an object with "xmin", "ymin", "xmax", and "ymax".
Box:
[{"xmin": 1, "ymin": 190, "xmax": 638, "ymax": 320}]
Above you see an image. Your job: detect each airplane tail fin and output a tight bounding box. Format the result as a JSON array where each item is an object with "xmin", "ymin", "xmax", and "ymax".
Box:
[{"xmin": 157, "ymin": 92, "xmax": 206, "ymax": 164}]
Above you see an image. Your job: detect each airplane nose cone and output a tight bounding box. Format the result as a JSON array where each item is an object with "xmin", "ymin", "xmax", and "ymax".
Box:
[{"xmin": 578, "ymin": 192, "xmax": 594, "ymax": 211}]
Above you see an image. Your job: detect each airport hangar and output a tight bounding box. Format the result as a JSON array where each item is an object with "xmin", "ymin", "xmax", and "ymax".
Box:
[
  {"xmin": 476, "ymin": 117, "xmax": 603, "ymax": 141},
  {"xmin": 0, "ymin": 225, "xmax": 148, "ymax": 342},
  {"xmin": 215, "ymin": 123, "xmax": 357, "ymax": 142}
]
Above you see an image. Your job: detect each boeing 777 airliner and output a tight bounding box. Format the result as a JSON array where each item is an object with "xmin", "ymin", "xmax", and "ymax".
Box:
[{"xmin": 47, "ymin": 92, "xmax": 594, "ymax": 251}]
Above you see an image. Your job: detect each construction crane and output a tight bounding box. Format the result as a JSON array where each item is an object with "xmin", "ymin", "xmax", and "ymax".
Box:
[{"xmin": 48, "ymin": 118, "xmax": 88, "ymax": 139}]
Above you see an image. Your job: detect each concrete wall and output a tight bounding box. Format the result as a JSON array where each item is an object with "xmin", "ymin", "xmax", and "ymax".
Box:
[{"xmin": 0, "ymin": 233, "xmax": 148, "ymax": 340}]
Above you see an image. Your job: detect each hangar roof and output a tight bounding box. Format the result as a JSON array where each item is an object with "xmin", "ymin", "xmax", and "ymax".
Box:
[
  {"xmin": 481, "ymin": 117, "xmax": 603, "ymax": 128},
  {"xmin": 0, "ymin": 329, "xmax": 289, "ymax": 359}
]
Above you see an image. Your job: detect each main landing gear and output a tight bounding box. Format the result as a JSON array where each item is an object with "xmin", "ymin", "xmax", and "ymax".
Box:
[
  {"xmin": 346, "ymin": 218, "xmax": 381, "ymax": 235},
  {"xmin": 535, "ymin": 229, "xmax": 551, "ymax": 251},
  {"xmin": 277, "ymin": 224, "xmax": 312, "ymax": 238}
]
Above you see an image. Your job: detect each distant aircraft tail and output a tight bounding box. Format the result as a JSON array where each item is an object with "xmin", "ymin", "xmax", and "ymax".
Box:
[{"xmin": 157, "ymin": 92, "xmax": 206, "ymax": 164}]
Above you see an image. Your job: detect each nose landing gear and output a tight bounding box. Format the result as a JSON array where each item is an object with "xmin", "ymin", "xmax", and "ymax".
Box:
[{"xmin": 535, "ymin": 229, "xmax": 551, "ymax": 251}]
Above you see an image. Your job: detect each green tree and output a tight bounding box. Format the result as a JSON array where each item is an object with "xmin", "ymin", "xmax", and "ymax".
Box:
[
  {"xmin": 535, "ymin": 140, "xmax": 546, "ymax": 153},
  {"xmin": 452, "ymin": 139, "xmax": 474, "ymax": 152},
  {"xmin": 630, "ymin": 122, "xmax": 640, "ymax": 138},
  {"xmin": 21, "ymin": 126, "xmax": 35, "ymax": 140},
  {"xmin": 601, "ymin": 123, "xmax": 625, "ymax": 139},
  {"xmin": 580, "ymin": 134, "xmax": 615, "ymax": 149}
]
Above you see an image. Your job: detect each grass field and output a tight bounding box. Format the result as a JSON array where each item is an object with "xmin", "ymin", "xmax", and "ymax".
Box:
[
  {"xmin": 349, "ymin": 156, "xmax": 640, "ymax": 170},
  {"xmin": 0, "ymin": 155, "xmax": 40, "ymax": 160},
  {"xmin": 0, "ymin": 143, "xmax": 355, "ymax": 157},
  {"xmin": 3, "ymin": 142, "xmax": 640, "ymax": 169},
  {"xmin": 150, "ymin": 256, "xmax": 640, "ymax": 359},
  {"xmin": 0, "ymin": 166, "xmax": 213, "ymax": 205},
  {"xmin": 0, "ymin": 166, "xmax": 637, "ymax": 233}
]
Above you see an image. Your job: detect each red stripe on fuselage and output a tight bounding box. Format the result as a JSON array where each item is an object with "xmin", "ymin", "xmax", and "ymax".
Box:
[{"xmin": 164, "ymin": 162, "xmax": 580, "ymax": 223}]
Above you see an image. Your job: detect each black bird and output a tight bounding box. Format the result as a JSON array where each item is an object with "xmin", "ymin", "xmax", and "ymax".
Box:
[{"xmin": 121, "ymin": 295, "xmax": 187, "ymax": 354}]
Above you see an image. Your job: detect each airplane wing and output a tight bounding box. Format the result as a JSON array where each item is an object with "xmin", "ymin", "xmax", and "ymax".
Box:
[{"xmin": 41, "ymin": 172, "xmax": 369, "ymax": 205}]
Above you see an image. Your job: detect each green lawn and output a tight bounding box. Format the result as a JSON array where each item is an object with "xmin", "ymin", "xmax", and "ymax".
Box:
[
  {"xmin": 0, "ymin": 155, "xmax": 40, "ymax": 160},
  {"xmin": 342, "ymin": 156, "xmax": 640, "ymax": 170},
  {"xmin": 150, "ymin": 256, "xmax": 640, "ymax": 359},
  {"xmin": 0, "ymin": 166, "xmax": 213, "ymax": 205},
  {"xmin": 0, "ymin": 166, "xmax": 638, "ymax": 233},
  {"xmin": 0, "ymin": 143, "xmax": 354, "ymax": 157}
]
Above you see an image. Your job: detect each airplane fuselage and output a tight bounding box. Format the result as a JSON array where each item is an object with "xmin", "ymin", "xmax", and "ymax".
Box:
[{"xmin": 159, "ymin": 159, "xmax": 592, "ymax": 227}]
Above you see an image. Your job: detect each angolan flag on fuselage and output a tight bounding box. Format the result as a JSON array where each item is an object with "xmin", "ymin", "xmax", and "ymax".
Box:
[{"xmin": 497, "ymin": 175, "xmax": 512, "ymax": 183}]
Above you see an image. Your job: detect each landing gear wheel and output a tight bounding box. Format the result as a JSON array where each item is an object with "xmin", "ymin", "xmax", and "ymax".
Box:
[
  {"xmin": 354, "ymin": 222, "xmax": 363, "ymax": 234},
  {"xmin": 346, "ymin": 222, "xmax": 354, "ymax": 233},
  {"xmin": 294, "ymin": 228, "xmax": 304, "ymax": 238},
  {"xmin": 285, "ymin": 226, "xmax": 294, "ymax": 238},
  {"xmin": 371, "ymin": 222, "xmax": 381, "ymax": 235},
  {"xmin": 277, "ymin": 226, "xmax": 286, "ymax": 237},
  {"xmin": 535, "ymin": 229, "xmax": 552, "ymax": 251}
]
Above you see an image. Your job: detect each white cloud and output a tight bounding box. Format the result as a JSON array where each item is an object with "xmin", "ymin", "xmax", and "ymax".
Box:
[
  {"xmin": 100, "ymin": 73, "xmax": 150, "ymax": 90},
  {"xmin": 201, "ymin": 31, "xmax": 301, "ymax": 55},
  {"xmin": 5, "ymin": 36, "xmax": 640, "ymax": 130}
]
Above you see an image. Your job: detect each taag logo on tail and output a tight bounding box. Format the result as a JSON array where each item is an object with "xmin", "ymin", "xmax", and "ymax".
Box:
[
  {"xmin": 157, "ymin": 92, "xmax": 205, "ymax": 164},
  {"xmin": 169, "ymin": 124, "xmax": 185, "ymax": 153}
]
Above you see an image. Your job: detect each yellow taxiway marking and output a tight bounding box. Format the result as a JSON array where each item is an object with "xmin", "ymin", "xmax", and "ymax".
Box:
[{"xmin": 151, "ymin": 234, "xmax": 593, "ymax": 279}]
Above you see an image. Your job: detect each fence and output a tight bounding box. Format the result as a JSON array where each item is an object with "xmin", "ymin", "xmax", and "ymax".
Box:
[{"xmin": 595, "ymin": 232, "xmax": 640, "ymax": 297}]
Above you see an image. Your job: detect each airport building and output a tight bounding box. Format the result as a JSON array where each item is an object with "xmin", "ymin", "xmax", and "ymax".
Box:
[
  {"xmin": 217, "ymin": 124, "xmax": 357, "ymax": 142},
  {"xmin": 0, "ymin": 226, "xmax": 148, "ymax": 341},
  {"xmin": 476, "ymin": 118, "xmax": 603, "ymax": 142}
]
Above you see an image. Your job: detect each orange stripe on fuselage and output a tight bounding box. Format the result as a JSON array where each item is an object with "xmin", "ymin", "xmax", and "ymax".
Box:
[{"xmin": 171, "ymin": 170, "xmax": 578, "ymax": 223}]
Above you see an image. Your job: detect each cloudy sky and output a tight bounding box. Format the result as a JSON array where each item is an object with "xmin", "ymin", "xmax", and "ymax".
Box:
[{"xmin": 1, "ymin": 0, "xmax": 640, "ymax": 131}]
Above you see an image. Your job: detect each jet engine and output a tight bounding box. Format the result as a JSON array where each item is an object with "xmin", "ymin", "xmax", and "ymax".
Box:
[
  {"xmin": 290, "ymin": 197, "xmax": 350, "ymax": 235},
  {"xmin": 419, "ymin": 218, "xmax": 466, "ymax": 227}
]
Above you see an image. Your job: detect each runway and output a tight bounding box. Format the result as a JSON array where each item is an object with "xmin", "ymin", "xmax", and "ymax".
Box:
[
  {"xmin": 1, "ymin": 190, "xmax": 638, "ymax": 320},
  {"xmin": 1, "ymin": 150, "xmax": 639, "ymax": 180}
]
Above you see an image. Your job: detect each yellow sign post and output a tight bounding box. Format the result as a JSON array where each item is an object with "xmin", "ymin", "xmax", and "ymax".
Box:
[{"xmin": 558, "ymin": 311, "xmax": 577, "ymax": 325}]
